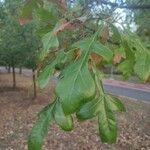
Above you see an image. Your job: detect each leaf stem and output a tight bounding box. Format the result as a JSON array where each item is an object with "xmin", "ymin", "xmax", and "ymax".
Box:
[{"xmin": 92, "ymin": 63, "xmax": 105, "ymax": 95}]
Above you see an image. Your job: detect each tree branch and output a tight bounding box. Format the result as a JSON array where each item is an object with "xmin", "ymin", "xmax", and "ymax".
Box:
[{"xmin": 99, "ymin": 0, "xmax": 150, "ymax": 10}]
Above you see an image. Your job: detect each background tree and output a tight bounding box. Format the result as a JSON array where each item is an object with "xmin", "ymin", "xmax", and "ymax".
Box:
[
  {"xmin": 0, "ymin": 0, "xmax": 41, "ymax": 89},
  {"xmin": 134, "ymin": 0, "xmax": 150, "ymax": 48},
  {"xmin": 23, "ymin": 22, "xmax": 41, "ymax": 98},
  {"xmin": 0, "ymin": 17, "xmax": 25, "ymax": 88}
]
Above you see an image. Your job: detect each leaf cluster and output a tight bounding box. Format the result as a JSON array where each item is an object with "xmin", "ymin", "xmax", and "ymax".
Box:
[{"xmin": 20, "ymin": 1, "xmax": 150, "ymax": 149}]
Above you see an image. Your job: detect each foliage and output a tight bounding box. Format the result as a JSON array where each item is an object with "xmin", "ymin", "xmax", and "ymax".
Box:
[
  {"xmin": 19, "ymin": 0, "xmax": 150, "ymax": 149},
  {"xmin": 28, "ymin": 103, "xmax": 55, "ymax": 150},
  {"xmin": 125, "ymin": 0, "xmax": 150, "ymax": 49},
  {"xmin": 0, "ymin": 0, "xmax": 40, "ymax": 70}
]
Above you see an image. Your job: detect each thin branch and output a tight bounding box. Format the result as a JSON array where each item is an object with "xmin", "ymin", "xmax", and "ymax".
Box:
[{"xmin": 98, "ymin": 0, "xmax": 150, "ymax": 10}]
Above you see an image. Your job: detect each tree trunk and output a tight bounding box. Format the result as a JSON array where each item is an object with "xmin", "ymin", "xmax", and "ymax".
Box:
[
  {"xmin": 32, "ymin": 69, "xmax": 37, "ymax": 99},
  {"xmin": 12, "ymin": 65, "xmax": 16, "ymax": 89},
  {"xmin": 8, "ymin": 65, "xmax": 11, "ymax": 73},
  {"xmin": 19, "ymin": 66, "xmax": 22, "ymax": 74}
]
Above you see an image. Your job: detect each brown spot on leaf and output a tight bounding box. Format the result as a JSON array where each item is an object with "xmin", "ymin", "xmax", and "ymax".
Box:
[
  {"xmin": 113, "ymin": 54, "xmax": 122, "ymax": 64},
  {"xmin": 91, "ymin": 52, "xmax": 103, "ymax": 65},
  {"xmin": 19, "ymin": 16, "xmax": 33, "ymax": 26},
  {"xmin": 75, "ymin": 49, "xmax": 82, "ymax": 59}
]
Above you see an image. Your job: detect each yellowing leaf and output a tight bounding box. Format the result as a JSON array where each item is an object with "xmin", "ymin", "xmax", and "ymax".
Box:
[
  {"xmin": 113, "ymin": 54, "xmax": 122, "ymax": 64},
  {"xmin": 19, "ymin": 16, "xmax": 33, "ymax": 26},
  {"xmin": 91, "ymin": 52, "xmax": 103, "ymax": 65}
]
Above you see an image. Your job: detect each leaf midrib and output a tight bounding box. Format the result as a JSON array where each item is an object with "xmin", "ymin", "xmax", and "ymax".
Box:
[{"xmin": 67, "ymin": 33, "xmax": 98, "ymax": 102}]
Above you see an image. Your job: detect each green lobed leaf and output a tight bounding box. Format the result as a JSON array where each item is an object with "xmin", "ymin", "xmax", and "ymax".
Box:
[
  {"xmin": 37, "ymin": 62, "xmax": 55, "ymax": 89},
  {"xmin": 56, "ymin": 31, "xmax": 102, "ymax": 114},
  {"xmin": 121, "ymin": 33, "xmax": 150, "ymax": 81},
  {"xmin": 72, "ymin": 37, "xmax": 92, "ymax": 52},
  {"xmin": 76, "ymin": 97, "xmax": 100, "ymax": 120},
  {"xmin": 56, "ymin": 60, "xmax": 95, "ymax": 114},
  {"xmin": 42, "ymin": 31, "xmax": 59, "ymax": 52},
  {"xmin": 92, "ymin": 41, "xmax": 113, "ymax": 62},
  {"xmin": 38, "ymin": 49, "xmax": 68, "ymax": 88},
  {"xmin": 72, "ymin": 37, "xmax": 113, "ymax": 62},
  {"xmin": 55, "ymin": 50, "xmax": 68, "ymax": 70},
  {"xmin": 118, "ymin": 60, "xmax": 134, "ymax": 79},
  {"xmin": 55, "ymin": 50, "xmax": 67, "ymax": 65},
  {"xmin": 35, "ymin": 7, "xmax": 55, "ymax": 22},
  {"xmin": 53, "ymin": 101, "xmax": 74, "ymax": 131},
  {"xmin": 28, "ymin": 103, "xmax": 55, "ymax": 150},
  {"xmin": 21, "ymin": 1, "xmax": 34, "ymax": 17},
  {"xmin": 114, "ymin": 46, "xmax": 126, "ymax": 58},
  {"xmin": 107, "ymin": 96, "xmax": 126, "ymax": 112},
  {"xmin": 77, "ymin": 94, "xmax": 126, "ymax": 121},
  {"xmin": 98, "ymin": 96, "xmax": 117, "ymax": 144},
  {"xmin": 36, "ymin": 25, "xmax": 54, "ymax": 37},
  {"xmin": 124, "ymin": 32, "xmax": 148, "ymax": 54},
  {"xmin": 43, "ymin": 1, "xmax": 59, "ymax": 21},
  {"xmin": 134, "ymin": 51, "xmax": 150, "ymax": 81},
  {"xmin": 21, "ymin": 0, "xmax": 42, "ymax": 17},
  {"xmin": 121, "ymin": 35, "xmax": 135, "ymax": 59},
  {"xmin": 117, "ymin": 36, "xmax": 135, "ymax": 79},
  {"xmin": 110, "ymin": 24, "xmax": 121, "ymax": 43}
]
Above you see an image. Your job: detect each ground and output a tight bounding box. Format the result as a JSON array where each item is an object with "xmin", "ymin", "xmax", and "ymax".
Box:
[{"xmin": 0, "ymin": 73, "xmax": 150, "ymax": 150}]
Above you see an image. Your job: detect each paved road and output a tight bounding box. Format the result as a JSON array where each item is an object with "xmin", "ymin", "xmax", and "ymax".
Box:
[
  {"xmin": 0, "ymin": 67, "xmax": 150, "ymax": 102},
  {"xmin": 0, "ymin": 67, "xmax": 33, "ymax": 76},
  {"xmin": 103, "ymin": 84, "xmax": 150, "ymax": 102},
  {"xmin": 103, "ymin": 79, "xmax": 150, "ymax": 102}
]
